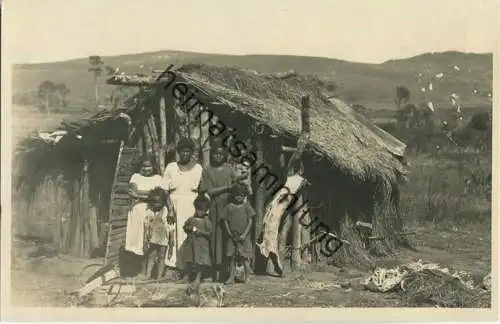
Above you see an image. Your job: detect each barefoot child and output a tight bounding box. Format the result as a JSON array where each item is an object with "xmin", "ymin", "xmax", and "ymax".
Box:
[
  {"xmin": 144, "ymin": 187, "xmax": 174, "ymax": 280},
  {"xmin": 222, "ymin": 183, "xmax": 256, "ymax": 284},
  {"xmin": 183, "ymin": 194, "xmax": 212, "ymax": 287}
]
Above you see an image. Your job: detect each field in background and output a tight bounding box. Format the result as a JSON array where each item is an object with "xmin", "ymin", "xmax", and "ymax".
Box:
[
  {"xmin": 12, "ymin": 50, "xmax": 493, "ymax": 111},
  {"xmin": 11, "ymin": 104, "xmax": 90, "ymax": 147},
  {"xmin": 9, "ymin": 104, "xmax": 492, "ymax": 307}
]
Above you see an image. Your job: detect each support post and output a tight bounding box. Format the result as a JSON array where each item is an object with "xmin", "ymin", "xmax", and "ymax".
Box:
[
  {"xmin": 200, "ymin": 107, "xmax": 210, "ymax": 168},
  {"xmin": 159, "ymin": 93, "xmax": 167, "ymax": 173},
  {"xmin": 290, "ymin": 95, "xmax": 311, "ymax": 271},
  {"xmin": 143, "ymin": 118, "xmax": 153, "ymax": 157},
  {"xmin": 299, "ymin": 196, "xmax": 312, "ymax": 264},
  {"xmin": 253, "ymin": 127, "xmax": 265, "ymax": 271},
  {"xmin": 291, "ymin": 188, "xmax": 303, "ymax": 271},
  {"xmin": 147, "ymin": 116, "xmax": 161, "ymax": 172},
  {"xmin": 70, "ymin": 172, "xmax": 82, "ymax": 256}
]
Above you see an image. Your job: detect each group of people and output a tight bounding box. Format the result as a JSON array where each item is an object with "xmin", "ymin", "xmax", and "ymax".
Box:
[{"xmin": 123, "ymin": 137, "xmax": 256, "ymax": 286}]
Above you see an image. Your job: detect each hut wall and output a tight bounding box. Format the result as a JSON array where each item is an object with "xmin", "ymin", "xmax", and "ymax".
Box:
[
  {"xmin": 12, "ymin": 137, "xmax": 126, "ymax": 259},
  {"xmin": 12, "ymin": 175, "xmax": 71, "ymax": 249},
  {"xmin": 88, "ymin": 141, "xmax": 123, "ymax": 256},
  {"xmin": 302, "ymin": 157, "xmax": 403, "ymax": 269}
]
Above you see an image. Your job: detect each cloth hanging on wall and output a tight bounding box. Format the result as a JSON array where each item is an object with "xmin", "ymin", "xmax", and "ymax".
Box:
[{"xmin": 257, "ymin": 174, "xmax": 306, "ymax": 273}]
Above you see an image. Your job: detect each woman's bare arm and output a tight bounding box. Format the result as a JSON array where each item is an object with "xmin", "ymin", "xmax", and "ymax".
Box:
[
  {"xmin": 205, "ymin": 184, "xmax": 234, "ymax": 198},
  {"xmin": 128, "ymin": 183, "xmax": 148, "ymax": 200},
  {"xmin": 164, "ymin": 193, "xmax": 176, "ymax": 224}
]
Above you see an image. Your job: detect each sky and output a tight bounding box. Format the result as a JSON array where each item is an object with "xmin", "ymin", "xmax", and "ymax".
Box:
[{"xmin": 5, "ymin": 0, "xmax": 499, "ymax": 64}]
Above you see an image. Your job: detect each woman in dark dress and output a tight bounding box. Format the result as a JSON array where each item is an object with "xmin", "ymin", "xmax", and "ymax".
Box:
[{"xmin": 198, "ymin": 142, "xmax": 247, "ymax": 282}]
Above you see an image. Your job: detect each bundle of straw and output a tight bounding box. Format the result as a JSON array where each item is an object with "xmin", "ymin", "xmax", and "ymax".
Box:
[{"xmin": 400, "ymin": 268, "xmax": 489, "ymax": 307}]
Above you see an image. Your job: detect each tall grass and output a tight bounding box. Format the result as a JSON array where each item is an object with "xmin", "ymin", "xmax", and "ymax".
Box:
[
  {"xmin": 400, "ymin": 150, "xmax": 491, "ymax": 227},
  {"xmin": 12, "ymin": 175, "xmax": 72, "ymax": 248},
  {"xmin": 375, "ymin": 108, "xmax": 492, "ymax": 228}
]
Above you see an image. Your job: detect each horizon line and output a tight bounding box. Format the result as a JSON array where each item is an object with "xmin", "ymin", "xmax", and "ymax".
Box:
[{"xmin": 11, "ymin": 48, "xmax": 494, "ymax": 67}]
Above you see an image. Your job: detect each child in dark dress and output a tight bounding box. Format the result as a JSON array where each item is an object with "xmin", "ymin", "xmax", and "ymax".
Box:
[
  {"xmin": 222, "ymin": 183, "xmax": 256, "ymax": 284},
  {"xmin": 183, "ymin": 194, "xmax": 212, "ymax": 287}
]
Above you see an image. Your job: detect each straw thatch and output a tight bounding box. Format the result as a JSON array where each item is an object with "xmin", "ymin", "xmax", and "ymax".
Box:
[
  {"xmin": 17, "ymin": 63, "xmax": 407, "ymax": 194},
  {"xmin": 175, "ymin": 64, "xmax": 407, "ymax": 183},
  {"xmin": 14, "ymin": 109, "xmax": 132, "ymax": 196},
  {"xmin": 400, "ymin": 269, "xmax": 491, "ymax": 307},
  {"xmin": 108, "ymin": 64, "xmax": 407, "ymax": 185}
]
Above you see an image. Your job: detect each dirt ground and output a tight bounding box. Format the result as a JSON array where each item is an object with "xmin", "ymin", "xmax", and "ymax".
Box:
[{"xmin": 10, "ymin": 222, "xmax": 491, "ymax": 308}]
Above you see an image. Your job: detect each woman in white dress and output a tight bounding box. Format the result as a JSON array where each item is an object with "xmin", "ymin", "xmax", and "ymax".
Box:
[
  {"xmin": 124, "ymin": 157, "xmax": 166, "ymax": 279},
  {"xmin": 162, "ymin": 137, "xmax": 203, "ymax": 278}
]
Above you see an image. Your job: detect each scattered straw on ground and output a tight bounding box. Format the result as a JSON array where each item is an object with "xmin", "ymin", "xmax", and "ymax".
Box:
[{"xmin": 363, "ymin": 259, "xmax": 491, "ymax": 308}]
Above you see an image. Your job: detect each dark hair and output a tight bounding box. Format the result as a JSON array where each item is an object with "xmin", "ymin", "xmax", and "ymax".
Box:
[
  {"xmin": 193, "ymin": 194, "xmax": 211, "ymax": 211},
  {"xmin": 136, "ymin": 155, "xmax": 154, "ymax": 173},
  {"xmin": 177, "ymin": 137, "xmax": 196, "ymax": 153},
  {"xmin": 210, "ymin": 138, "xmax": 226, "ymax": 151},
  {"xmin": 147, "ymin": 187, "xmax": 166, "ymax": 203},
  {"xmin": 230, "ymin": 183, "xmax": 249, "ymax": 198},
  {"xmin": 210, "ymin": 139, "xmax": 228, "ymax": 164}
]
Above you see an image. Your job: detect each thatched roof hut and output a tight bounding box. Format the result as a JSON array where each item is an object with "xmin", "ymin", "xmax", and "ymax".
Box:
[{"xmin": 14, "ymin": 63, "xmax": 408, "ymax": 270}]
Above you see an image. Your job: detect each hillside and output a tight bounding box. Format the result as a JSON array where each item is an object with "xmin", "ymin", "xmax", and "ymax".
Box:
[{"xmin": 12, "ymin": 50, "xmax": 493, "ymax": 110}]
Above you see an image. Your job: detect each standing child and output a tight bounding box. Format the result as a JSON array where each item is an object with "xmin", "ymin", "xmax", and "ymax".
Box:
[
  {"xmin": 183, "ymin": 194, "xmax": 213, "ymax": 287},
  {"xmin": 222, "ymin": 183, "xmax": 256, "ymax": 284},
  {"xmin": 144, "ymin": 187, "xmax": 174, "ymax": 280}
]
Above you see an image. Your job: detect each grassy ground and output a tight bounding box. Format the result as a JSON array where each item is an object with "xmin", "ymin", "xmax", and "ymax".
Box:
[
  {"xmin": 11, "ymin": 222, "xmax": 490, "ymax": 308},
  {"xmin": 9, "ymin": 106, "xmax": 492, "ymax": 307}
]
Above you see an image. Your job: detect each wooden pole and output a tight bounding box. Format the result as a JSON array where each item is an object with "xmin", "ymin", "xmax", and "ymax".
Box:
[
  {"xmin": 290, "ymin": 95, "xmax": 311, "ymax": 271},
  {"xmin": 173, "ymin": 100, "xmax": 183, "ymax": 161},
  {"xmin": 143, "ymin": 120, "xmax": 153, "ymax": 157},
  {"xmin": 136, "ymin": 136, "xmax": 144, "ymax": 155},
  {"xmin": 81, "ymin": 162, "xmax": 93, "ymax": 257},
  {"xmin": 290, "ymin": 193, "xmax": 303, "ymax": 271},
  {"xmin": 299, "ymin": 195, "xmax": 312, "ymax": 264},
  {"xmin": 147, "ymin": 116, "xmax": 161, "ymax": 172},
  {"xmin": 88, "ymin": 162, "xmax": 100, "ymax": 252},
  {"xmin": 253, "ymin": 126, "xmax": 265, "ymax": 271},
  {"xmin": 70, "ymin": 173, "xmax": 82, "ymax": 256},
  {"xmin": 200, "ymin": 107, "xmax": 210, "ymax": 168},
  {"xmin": 53, "ymin": 178, "xmax": 62, "ymax": 249},
  {"xmin": 159, "ymin": 93, "xmax": 167, "ymax": 173},
  {"xmin": 287, "ymin": 96, "xmax": 311, "ymax": 174}
]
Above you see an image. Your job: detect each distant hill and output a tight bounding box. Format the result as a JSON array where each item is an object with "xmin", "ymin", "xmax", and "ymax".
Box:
[{"xmin": 12, "ymin": 50, "xmax": 493, "ymax": 111}]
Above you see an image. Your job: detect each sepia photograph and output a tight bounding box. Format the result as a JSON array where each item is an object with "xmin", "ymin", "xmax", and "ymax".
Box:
[{"xmin": 1, "ymin": 0, "xmax": 498, "ymax": 322}]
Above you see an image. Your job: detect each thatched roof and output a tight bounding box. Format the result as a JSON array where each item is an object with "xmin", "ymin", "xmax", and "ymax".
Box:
[
  {"xmin": 167, "ymin": 64, "xmax": 407, "ymax": 182},
  {"xmin": 124, "ymin": 63, "xmax": 406, "ymax": 183}
]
